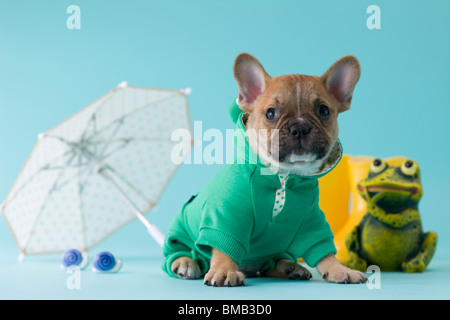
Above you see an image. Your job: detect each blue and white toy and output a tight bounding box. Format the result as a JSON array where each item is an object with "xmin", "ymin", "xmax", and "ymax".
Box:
[
  {"xmin": 92, "ymin": 251, "xmax": 122, "ymax": 273},
  {"xmin": 61, "ymin": 249, "xmax": 89, "ymax": 269}
]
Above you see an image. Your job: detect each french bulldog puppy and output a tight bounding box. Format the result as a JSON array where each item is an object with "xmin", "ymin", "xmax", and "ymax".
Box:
[{"xmin": 168, "ymin": 53, "xmax": 367, "ymax": 286}]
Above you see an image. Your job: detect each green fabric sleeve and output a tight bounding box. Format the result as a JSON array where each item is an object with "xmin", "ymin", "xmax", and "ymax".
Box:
[
  {"xmin": 194, "ymin": 196, "xmax": 254, "ymax": 265},
  {"xmin": 196, "ymin": 228, "xmax": 248, "ymax": 266},
  {"xmin": 162, "ymin": 249, "xmax": 210, "ymax": 278},
  {"xmin": 287, "ymin": 185, "xmax": 337, "ymax": 267},
  {"xmin": 295, "ymin": 207, "xmax": 337, "ymax": 267},
  {"xmin": 302, "ymin": 238, "xmax": 337, "ymax": 267},
  {"xmin": 193, "ymin": 165, "xmax": 256, "ymax": 266}
]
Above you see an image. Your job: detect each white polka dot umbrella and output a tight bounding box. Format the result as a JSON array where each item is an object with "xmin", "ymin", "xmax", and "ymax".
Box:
[{"xmin": 1, "ymin": 82, "xmax": 192, "ymax": 259}]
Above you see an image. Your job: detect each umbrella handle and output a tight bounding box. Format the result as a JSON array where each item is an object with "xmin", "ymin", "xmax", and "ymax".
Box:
[
  {"xmin": 98, "ymin": 168, "xmax": 165, "ymax": 247},
  {"xmin": 146, "ymin": 224, "xmax": 165, "ymax": 247}
]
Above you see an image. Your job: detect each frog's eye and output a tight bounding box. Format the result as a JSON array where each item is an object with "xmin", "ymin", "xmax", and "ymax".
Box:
[
  {"xmin": 370, "ymin": 158, "xmax": 386, "ymax": 174},
  {"xmin": 401, "ymin": 160, "xmax": 418, "ymax": 176}
]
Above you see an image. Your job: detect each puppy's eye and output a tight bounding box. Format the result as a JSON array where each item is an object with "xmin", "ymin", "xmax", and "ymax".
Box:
[
  {"xmin": 370, "ymin": 158, "xmax": 387, "ymax": 174},
  {"xmin": 319, "ymin": 104, "xmax": 330, "ymax": 117},
  {"xmin": 265, "ymin": 108, "xmax": 276, "ymax": 120}
]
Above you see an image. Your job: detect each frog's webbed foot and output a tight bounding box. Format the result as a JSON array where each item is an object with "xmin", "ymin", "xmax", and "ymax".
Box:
[
  {"xmin": 345, "ymin": 226, "xmax": 368, "ymax": 271},
  {"xmin": 402, "ymin": 231, "xmax": 438, "ymax": 273},
  {"xmin": 346, "ymin": 252, "xmax": 368, "ymax": 271},
  {"xmin": 402, "ymin": 258, "xmax": 426, "ymax": 273}
]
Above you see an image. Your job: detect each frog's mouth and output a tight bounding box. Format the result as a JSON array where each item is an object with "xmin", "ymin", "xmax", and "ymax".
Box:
[
  {"xmin": 358, "ymin": 184, "xmax": 420, "ymax": 213},
  {"xmin": 364, "ymin": 185, "xmax": 419, "ymax": 196}
]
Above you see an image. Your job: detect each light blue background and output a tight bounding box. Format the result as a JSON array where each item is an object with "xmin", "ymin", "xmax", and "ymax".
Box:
[{"xmin": 1, "ymin": 0, "xmax": 449, "ymax": 299}]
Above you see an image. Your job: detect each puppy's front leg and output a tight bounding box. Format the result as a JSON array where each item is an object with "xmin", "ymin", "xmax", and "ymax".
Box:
[
  {"xmin": 204, "ymin": 248, "xmax": 245, "ymax": 287},
  {"xmin": 316, "ymin": 254, "xmax": 367, "ymax": 284}
]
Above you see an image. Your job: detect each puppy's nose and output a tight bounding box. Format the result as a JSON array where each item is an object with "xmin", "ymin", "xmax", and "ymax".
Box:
[{"xmin": 289, "ymin": 121, "xmax": 312, "ymax": 138}]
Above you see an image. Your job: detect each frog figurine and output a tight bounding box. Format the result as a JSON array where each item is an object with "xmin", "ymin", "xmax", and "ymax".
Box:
[{"xmin": 345, "ymin": 158, "xmax": 437, "ymax": 272}]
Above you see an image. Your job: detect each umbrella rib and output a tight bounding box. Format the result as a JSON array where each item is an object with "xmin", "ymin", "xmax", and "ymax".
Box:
[
  {"xmin": 40, "ymin": 162, "xmax": 89, "ymax": 171},
  {"xmin": 94, "ymin": 118, "xmax": 124, "ymax": 161},
  {"xmin": 77, "ymin": 158, "xmax": 97, "ymax": 194},
  {"xmin": 52, "ymin": 150, "xmax": 103, "ymax": 193},
  {"xmin": 83, "ymin": 136, "xmax": 181, "ymax": 145},
  {"xmin": 101, "ymin": 165, "xmax": 155, "ymax": 211},
  {"xmin": 84, "ymin": 113, "xmax": 97, "ymax": 142},
  {"xmin": 77, "ymin": 91, "xmax": 116, "ymax": 143},
  {"xmin": 101, "ymin": 138, "xmax": 190, "ymax": 161},
  {"xmin": 77, "ymin": 149, "xmax": 88, "ymax": 251},
  {"xmin": 80, "ymin": 93, "xmax": 181, "ymax": 166},
  {"xmin": 47, "ymin": 134, "xmax": 155, "ymax": 211},
  {"xmin": 82, "ymin": 137, "xmax": 180, "ymax": 160},
  {"xmin": 40, "ymin": 136, "xmax": 103, "ymax": 196},
  {"xmin": 82, "ymin": 94, "xmax": 179, "ymax": 143},
  {"xmin": 94, "ymin": 139, "xmax": 130, "ymax": 160},
  {"xmin": 21, "ymin": 152, "xmax": 79, "ymax": 252},
  {"xmin": 3, "ymin": 148, "xmax": 75, "ymax": 208}
]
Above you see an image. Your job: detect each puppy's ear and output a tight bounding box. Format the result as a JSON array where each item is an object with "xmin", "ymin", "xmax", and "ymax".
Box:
[
  {"xmin": 322, "ymin": 55, "xmax": 361, "ymax": 112},
  {"xmin": 233, "ymin": 53, "xmax": 271, "ymax": 112}
]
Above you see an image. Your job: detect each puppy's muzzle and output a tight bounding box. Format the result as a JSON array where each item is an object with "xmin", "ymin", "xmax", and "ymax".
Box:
[
  {"xmin": 289, "ymin": 120, "xmax": 312, "ymax": 139},
  {"xmin": 283, "ymin": 118, "xmax": 329, "ymax": 161}
]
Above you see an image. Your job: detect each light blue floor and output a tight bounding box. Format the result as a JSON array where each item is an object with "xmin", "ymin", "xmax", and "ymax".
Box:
[{"xmin": 1, "ymin": 216, "xmax": 449, "ymax": 300}]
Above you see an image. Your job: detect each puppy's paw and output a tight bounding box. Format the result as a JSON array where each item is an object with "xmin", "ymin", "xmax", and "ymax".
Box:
[
  {"xmin": 322, "ymin": 264, "xmax": 367, "ymax": 284},
  {"xmin": 171, "ymin": 257, "xmax": 201, "ymax": 279},
  {"xmin": 204, "ymin": 267, "xmax": 245, "ymax": 287},
  {"xmin": 276, "ymin": 259, "xmax": 312, "ymax": 280}
]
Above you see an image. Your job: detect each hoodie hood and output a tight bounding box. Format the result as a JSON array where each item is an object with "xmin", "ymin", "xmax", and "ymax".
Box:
[{"xmin": 228, "ymin": 98, "xmax": 343, "ymax": 179}]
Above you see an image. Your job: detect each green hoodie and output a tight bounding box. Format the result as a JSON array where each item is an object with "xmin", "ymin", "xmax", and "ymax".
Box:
[{"xmin": 162, "ymin": 100, "xmax": 341, "ymax": 277}]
